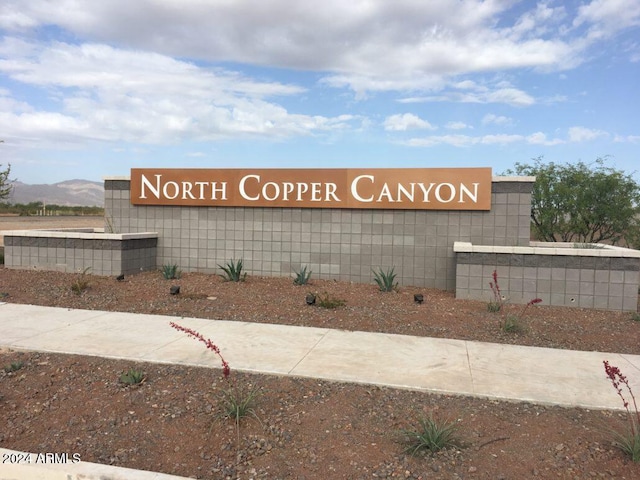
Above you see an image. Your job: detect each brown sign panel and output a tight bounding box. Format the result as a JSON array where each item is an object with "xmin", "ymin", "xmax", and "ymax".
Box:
[{"xmin": 130, "ymin": 167, "xmax": 492, "ymax": 210}]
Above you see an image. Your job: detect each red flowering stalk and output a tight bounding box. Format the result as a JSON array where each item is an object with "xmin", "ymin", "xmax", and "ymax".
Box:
[
  {"xmin": 170, "ymin": 322, "xmax": 230, "ymax": 379},
  {"xmin": 489, "ymin": 270, "xmax": 501, "ymax": 302},
  {"xmin": 603, "ymin": 360, "xmax": 640, "ymax": 437},
  {"xmin": 488, "ymin": 269, "xmax": 505, "ymax": 312},
  {"xmin": 517, "ymin": 297, "xmax": 543, "ymax": 320}
]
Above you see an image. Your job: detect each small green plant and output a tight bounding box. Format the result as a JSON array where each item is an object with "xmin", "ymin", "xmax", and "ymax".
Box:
[
  {"xmin": 631, "ymin": 312, "xmax": 640, "ymax": 322},
  {"xmin": 221, "ymin": 383, "xmax": 261, "ymax": 423},
  {"xmin": 293, "ymin": 265, "xmax": 312, "ymax": 285},
  {"xmin": 218, "ymin": 258, "xmax": 247, "ymax": 282},
  {"xmin": 400, "ymin": 415, "xmax": 460, "ymax": 456},
  {"xmin": 500, "ymin": 298, "xmax": 542, "ymax": 334},
  {"xmin": 119, "ymin": 368, "xmax": 146, "ymax": 385},
  {"xmin": 373, "ymin": 266, "xmax": 398, "ymax": 292},
  {"xmin": 603, "ymin": 361, "xmax": 640, "ymax": 462},
  {"xmin": 161, "ymin": 263, "xmax": 181, "ymax": 280},
  {"xmin": 487, "ymin": 269, "xmax": 504, "ymax": 312},
  {"xmin": 316, "ymin": 292, "xmax": 346, "ymax": 309},
  {"xmin": 3, "ymin": 361, "xmax": 24, "ymax": 373},
  {"xmin": 71, "ymin": 267, "xmax": 91, "ymax": 295},
  {"xmin": 501, "ymin": 314, "xmax": 523, "ymax": 333}
]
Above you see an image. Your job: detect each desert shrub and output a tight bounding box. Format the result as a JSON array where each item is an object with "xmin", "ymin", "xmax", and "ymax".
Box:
[
  {"xmin": 71, "ymin": 267, "xmax": 91, "ymax": 295},
  {"xmin": 400, "ymin": 415, "xmax": 460, "ymax": 456},
  {"xmin": 316, "ymin": 292, "xmax": 346, "ymax": 309},
  {"xmin": 499, "ymin": 298, "xmax": 542, "ymax": 334},
  {"xmin": 221, "ymin": 382, "xmax": 261, "ymax": 423}
]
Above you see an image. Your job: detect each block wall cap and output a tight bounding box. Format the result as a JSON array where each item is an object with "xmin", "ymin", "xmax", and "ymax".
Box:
[
  {"xmin": 3, "ymin": 229, "xmax": 158, "ymax": 241},
  {"xmin": 454, "ymin": 241, "xmax": 640, "ymax": 258},
  {"xmin": 103, "ymin": 176, "xmax": 131, "ymax": 181}
]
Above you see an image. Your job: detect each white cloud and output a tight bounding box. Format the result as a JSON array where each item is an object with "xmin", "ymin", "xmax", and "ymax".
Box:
[
  {"xmin": 1, "ymin": 0, "xmax": 635, "ymax": 97},
  {"xmin": 480, "ymin": 134, "xmax": 524, "ymax": 145},
  {"xmin": 445, "ymin": 121, "xmax": 470, "ymax": 130},
  {"xmin": 404, "ymin": 131, "xmax": 569, "ymax": 148},
  {"xmin": 405, "ymin": 133, "xmax": 524, "ymax": 148},
  {"xmin": 527, "ymin": 132, "xmax": 564, "ymax": 145},
  {"xmin": 0, "ymin": 40, "xmax": 360, "ymax": 146},
  {"xmin": 398, "ymin": 86, "xmax": 534, "ymax": 107},
  {"xmin": 614, "ymin": 134, "xmax": 640, "ymax": 143},
  {"xmin": 406, "ymin": 135, "xmax": 475, "ymax": 148},
  {"xmin": 574, "ymin": 0, "xmax": 640, "ymax": 39},
  {"xmin": 482, "ymin": 114, "xmax": 514, "ymax": 126},
  {"xmin": 568, "ymin": 126, "xmax": 609, "ymax": 142},
  {"xmin": 383, "ymin": 113, "xmax": 435, "ymax": 131}
]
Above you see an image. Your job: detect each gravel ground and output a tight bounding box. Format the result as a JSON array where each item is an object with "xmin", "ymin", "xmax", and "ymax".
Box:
[{"xmin": 1, "ymin": 267, "xmax": 639, "ymax": 479}]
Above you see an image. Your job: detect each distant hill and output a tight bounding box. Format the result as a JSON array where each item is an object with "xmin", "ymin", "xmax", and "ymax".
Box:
[{"xmin": 6, "ymin": 179, "xmax": 104, "ymax": 207}]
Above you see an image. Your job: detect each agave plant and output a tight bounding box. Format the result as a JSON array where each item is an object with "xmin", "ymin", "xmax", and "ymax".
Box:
[
  {"xmin": 373, "ymin": 267, "xmax": 398, "ymax": 292},
  {"xmin": 293, "ymin": 265, "xmax": 312, "ymax": 285},
  {"xmin": 218, "ymin": 259, "xmax": 247, "ymax": 282},
  {"xmin": 119, "ymin": 368, "xmax": 146, "ymax": 385}
]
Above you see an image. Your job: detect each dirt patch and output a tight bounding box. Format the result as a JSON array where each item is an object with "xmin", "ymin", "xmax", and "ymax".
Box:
[{"xmin": 1, "ymin": 267, "xmax": 639, "ymax": 478}]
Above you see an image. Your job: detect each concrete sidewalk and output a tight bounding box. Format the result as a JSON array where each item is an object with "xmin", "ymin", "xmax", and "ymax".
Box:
[{"xmin": 1, "ymin": 302, "xmax": 639, "ymax": 411}]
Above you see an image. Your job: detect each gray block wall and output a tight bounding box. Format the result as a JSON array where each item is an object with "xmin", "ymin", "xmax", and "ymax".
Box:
[
  {"xmin": 4, "ymin": 233, "xmax": 157, "ymax": 276},
  {"xmin": 455, "ymin": 248, "xmax": 640, "ymax": 312},
  {"xmin": 104, "ymin": 177, "xmax": 533, "ymax": 290}
]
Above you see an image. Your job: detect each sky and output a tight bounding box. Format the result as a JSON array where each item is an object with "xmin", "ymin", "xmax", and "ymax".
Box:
[{"xmin": 0, "ymin": 0, "xmax": 639, "ymax": 185}]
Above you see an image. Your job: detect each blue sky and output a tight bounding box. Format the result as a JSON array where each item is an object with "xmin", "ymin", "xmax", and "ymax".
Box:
[{"xmin": 0, "ymin": 0, "xmax": 639, "ymax": 184}]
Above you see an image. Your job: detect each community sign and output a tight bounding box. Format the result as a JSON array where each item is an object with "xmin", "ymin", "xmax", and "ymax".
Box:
[{"xmin": 130, "ymin": 167, "xmax": 492, "ymax": 210}]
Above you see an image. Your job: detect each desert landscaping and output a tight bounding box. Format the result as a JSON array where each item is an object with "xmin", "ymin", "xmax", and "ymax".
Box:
[{"xmin": 1, "ymin": 226, "xmax": 640, "ymax": 478}]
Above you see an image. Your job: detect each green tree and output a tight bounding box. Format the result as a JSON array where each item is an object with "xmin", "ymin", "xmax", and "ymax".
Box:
[
  {"xmin": 507, "ymin": 157, "xmax": 640, "ymax": 246},
  {"xmin": 0, "ymin": 163, "xmax": 13, "ymax": 200}
]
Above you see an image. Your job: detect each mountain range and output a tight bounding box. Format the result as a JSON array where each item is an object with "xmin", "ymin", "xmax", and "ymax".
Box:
[{"xmin": 6, "ymin": 180, "xmax": 104, "ymax": 207}]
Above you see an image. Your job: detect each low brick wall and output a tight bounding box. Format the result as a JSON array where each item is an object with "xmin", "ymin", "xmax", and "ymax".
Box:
[
  {"xmin": 454, "ymin": 242, "xmax": 640, "ymax": 312},
  {"xmin": 3, "ymin": 229, "xmax": 158, "ymax": 276}
]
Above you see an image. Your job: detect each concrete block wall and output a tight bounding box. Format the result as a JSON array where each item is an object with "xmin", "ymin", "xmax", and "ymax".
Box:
[
  {"xmin": 4, "ymin": 230, "xmax": 158, "ymax": 276},
  {"xmin": 454, "ymin": 243, "xmax": 640, "ymax": 312},
  {"xmin": 104, "ymin": 177, "xmax": 533, "ymax": 290}
]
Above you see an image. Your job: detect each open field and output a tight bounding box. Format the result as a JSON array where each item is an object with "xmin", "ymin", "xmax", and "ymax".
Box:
[{"xmin": 0, "ymin": 215, "xmax": 104, "ymax": 247}]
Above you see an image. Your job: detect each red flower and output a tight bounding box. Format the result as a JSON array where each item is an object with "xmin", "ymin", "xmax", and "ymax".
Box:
[{"xmin": 170, "ymin": 322, "xmax": 230, "ymax": 379}]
